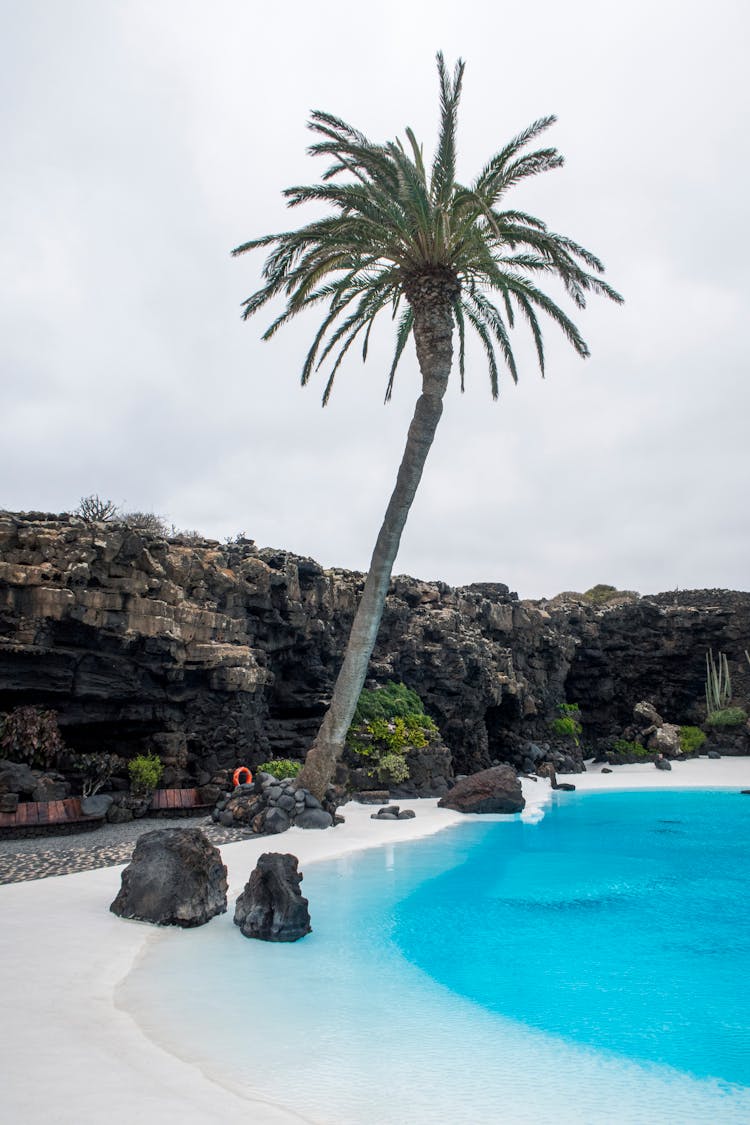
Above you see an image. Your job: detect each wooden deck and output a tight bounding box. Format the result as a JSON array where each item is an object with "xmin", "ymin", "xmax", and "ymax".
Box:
[
  {"xmin": 0, "ymin": 788, "xmax": 213, "ymax": 837},
  {"xmin": 149, "ymin": 787, "xmax": 212, "ymax": 815},
  {"xmin": 0, "ymin": 797, "xmax": 106, "ymax": 837}
]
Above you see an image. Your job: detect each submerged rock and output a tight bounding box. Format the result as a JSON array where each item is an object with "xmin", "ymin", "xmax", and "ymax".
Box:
[
  {"xmin": 234, "ymin": 852, "xmax": 311, "ymax": 942},
  {"xmin": 438, "ymin": 764, "xmax": 525, "ymax": 814},
  {"xmin": 110, "ymin": 827, "xmax": 227, "ymax": 927}
]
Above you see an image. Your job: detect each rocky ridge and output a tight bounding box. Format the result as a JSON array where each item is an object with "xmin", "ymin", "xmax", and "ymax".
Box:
[{"xmin": 1, "ymin": 511, "xmax": 749, "ymax": 787}]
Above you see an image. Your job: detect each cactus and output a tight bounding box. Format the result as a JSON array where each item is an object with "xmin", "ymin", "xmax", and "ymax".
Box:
[{"xmin": 705, "ymin": 650, "xmax": 731, "ymax": 716}]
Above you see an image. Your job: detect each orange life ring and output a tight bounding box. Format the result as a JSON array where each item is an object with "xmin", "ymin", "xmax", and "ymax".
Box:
[{"xmin": 233, "ymin": 766, "xmax": 253, "ymax": 787}]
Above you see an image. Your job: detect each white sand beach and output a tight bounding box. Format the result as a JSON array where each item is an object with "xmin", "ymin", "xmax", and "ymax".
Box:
[{"xmin": 2, "ymin": 757, "xmax": 749, "ymax": 1124}]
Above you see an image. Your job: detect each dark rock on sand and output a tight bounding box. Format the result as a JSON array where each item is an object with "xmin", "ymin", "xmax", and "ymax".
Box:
[
  {"xmin": 80, "ymin": 793, "xmax": 113, "ymax": 817},
  {"xmin": 110, "ymin": 827, "xmax": 227, "ymax": 927},
  {"xmin": 654, "ymin": 757, "xmax": 672, "ymax": 771},
  {"xmin": 295, "ymin": 807, "xmax": 333, "ymax": 829},
  {"xmin": 438, "ymin": 764, "xmax": 524, "ymax": 814},
  {"xmin": 234, "ymin": 852, "xmax": 311, "ymax": 942}
]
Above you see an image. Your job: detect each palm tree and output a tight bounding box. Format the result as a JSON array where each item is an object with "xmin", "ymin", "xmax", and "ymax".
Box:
[{"xmin": 233, "ymin": 54, "xmax": 622, "ymax": 798}]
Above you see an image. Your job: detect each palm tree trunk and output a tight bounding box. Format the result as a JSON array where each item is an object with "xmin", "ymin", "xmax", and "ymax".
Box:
[{"xmin": 296, "ymin": 289, "xmax": 455, "ymax": 799}]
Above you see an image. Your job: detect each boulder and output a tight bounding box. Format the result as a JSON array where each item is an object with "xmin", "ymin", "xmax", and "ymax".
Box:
[
  {"xmin": 263, "ymin": 806, "xmax": 291, "ymax": 834},
  {"xmin": 80, "ymin": 793, "xmax": 113, "ymax": 817},
  {"xmin": 31, "ymin": 774, "xmax": 71, "ymax": 802},
  {"xmin": 294, "ymin": 807, "xmax": 333, "ymax": 830},
  {"xmin": 110, "ymin": 828, "xmax": 227, "ymax": 927},
  {"xmin": 649, "ymin": 723, "xmax": 681, "ymax": 757},
  {"xmin": 0, "ymin": 759, "xmax": 37, "ymax": 797},
  {"xmin": 438, "ymin": 764, "xmax": 525, "ymax": 814},
  {"xmin": 536, "ymin": 762, "xmax": 557, "ymax": 787},
  {"xmin": 634, "ymin": 701, "xmax": 663, "ymax": 727},
  {"xmin": 654, "ymin": 756, "xmax": 672, "ymax": 771},
  {"xmin": 233, "ymin": 852, "xmax": 311, "ymax": 942}
]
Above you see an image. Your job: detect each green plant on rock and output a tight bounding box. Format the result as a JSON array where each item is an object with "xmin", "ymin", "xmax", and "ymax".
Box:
[
  {"xmin": 611, "ymin": 739, "xmax": 650, "ymax": 758},
  {"xmin": 375, "ymin": 752, "xmax": 411, "ymax": 785},
  {"xmin": 256, "ymin": 759, "xmax": 301, "ymax": 780},
  {"xmin": 705, "ymin": 650, "xmax": 731, "ymax": 717},
  {"xmin": 549, "ymin": 702, "xmax": 582, "ymax": 746},
  {"xmin": 128, "ymin": 752, "xmax": 163, "ymax": 795},
  {"xmin": 352, "ymin": 682, "xmax": 436, "ymax": 726},
  {"xmin": 346, "ymin": 682, "xmax": 437, "ymax": 786},
  {"xmin": 0, "ymin": 706, "xmax": 65, "ymax": 769},
  {"xmin": 679, "ymin": 726, "xmax": 706, "ymax": 755},
  {"xmin": 705, "ymin": 707, "xmax": 748, "ymax": 730}
]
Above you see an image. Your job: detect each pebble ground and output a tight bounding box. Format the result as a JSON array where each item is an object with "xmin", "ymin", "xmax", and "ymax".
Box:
[{"xmin": 0, "ymin": 815, "xmax": 255, "ymax": 885}]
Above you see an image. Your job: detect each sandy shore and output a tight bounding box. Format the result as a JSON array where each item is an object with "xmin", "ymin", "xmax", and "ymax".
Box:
[{"xmin": 2, "ymin": 758, "xmax": 749, "ymax": 1124}]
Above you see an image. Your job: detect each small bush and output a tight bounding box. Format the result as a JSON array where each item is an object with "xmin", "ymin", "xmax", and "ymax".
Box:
[
  {"xmin": 549, "ymin": 703, "xmax": 582, "ymax": 746},
  {"xmin": 612, "ymin": 739, "xmax": 650, "ymax": 758},
  {"xmin": 256, "ymin": 759, "xmax": 301, "ymax": 780},
  {"xmin": 0, "ymin": 706, "xmax": 65, "ymax": 768},
  {"xmin": 706, "ymin": 707, "xmax": 748, "ymax": 729},
  {"xmin": 121, "ymin": 511, "xmax": 170, "ymax": 537},
  {"xmin": 77, "ymin": 494, "xmax": 120, "ymax": 521},
  {"xmin": 679, "ymin": 726, "xmax": 707, "ymax": 754},
  {"xmin": 375, "ymin": 752, "xmax": 410, "ymax": 784},
  {"xmin": 583, "ymin": 585, "xmax": 638, "ymax": 605},
  {"xmin": 352, "ymin": 681, "xmax": 434, "ymax": 725},
  {"xmin": 128, "ymin": 753, "xmax": 163, "ymax": 794},
  {"xmin": 75, "ymin": 752, "xmax": 123, "ymax": 797},
  {"xmin": 346, "ymin": 682, "xmax": 437, "ymax": 787}
]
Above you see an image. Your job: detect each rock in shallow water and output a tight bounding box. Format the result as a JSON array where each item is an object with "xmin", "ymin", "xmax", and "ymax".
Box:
[
  {"xmin": 110, "ymin": 827, "xmax": 227, "ymax": 927},
  {"xmin": 234, "ymin": 852, "xmax": 311, "ymax": 942}
]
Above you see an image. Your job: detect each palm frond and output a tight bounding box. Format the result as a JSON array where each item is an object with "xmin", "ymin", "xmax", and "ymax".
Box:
[{"xmin": 234, "ymin": 54, "xmax": 620, "ymax": 405}]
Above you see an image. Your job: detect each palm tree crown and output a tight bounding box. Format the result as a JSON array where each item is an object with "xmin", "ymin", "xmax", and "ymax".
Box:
[{"xmin": 233, "ymin": 53, "xmax": 622, "ymax": 403}]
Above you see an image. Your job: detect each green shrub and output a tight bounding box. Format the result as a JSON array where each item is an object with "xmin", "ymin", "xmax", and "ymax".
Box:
[
  {"xmin": 611, "ymin": 739, "xmax": 650, "ymax": 758},
  {"xmin": 549, "ymin": 703, "xmax": 582, "ymax": 746},
  {"xmin": 346, "ymin": 682, "xmax": 437, "ymax": 787},
  {"xmin": 706, "ymin": 707, "xmax": 748, "ymax": 729},
  {"xmin": 679, "ymin": 726, "xmax": 706, "ymax": 754},
  {"xmin": 375, "ymin": 752, "xmax": 410, "ymax": 784},
  {"xmin": 128, "ymin": 752, "xmax": 163, "ymax": 794},
  {"xmin": 256, "ymin": 759, "xmax": 301, "ymax": 780},
  {"xmin": 352, "ymin": 681, "xmax": 435, "ymax": 725},
  {"xmin": 0, "ymin": 706, "xmax": 65, "ymax": 768}
]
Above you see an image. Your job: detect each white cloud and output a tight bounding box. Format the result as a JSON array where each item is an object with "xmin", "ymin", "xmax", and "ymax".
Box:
[{"xmin": 2, "ymin": 0, "xmax": 748, "ymax": 598}]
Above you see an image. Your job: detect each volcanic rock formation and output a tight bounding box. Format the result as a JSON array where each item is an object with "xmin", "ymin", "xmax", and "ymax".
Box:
[{"xmin": 2, "ymin": 511, "xmax": 749, "ymax": 787}]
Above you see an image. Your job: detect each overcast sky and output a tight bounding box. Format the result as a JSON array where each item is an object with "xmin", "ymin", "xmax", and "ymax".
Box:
[{"xmin": 2, "ymin": 0, "xmax": 748, "ymax": 598}]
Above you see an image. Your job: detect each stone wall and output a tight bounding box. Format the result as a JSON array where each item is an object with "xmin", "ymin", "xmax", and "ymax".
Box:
[{"xmin": 1, "ymin": 511, "xmax": 748, "ymax": 783}]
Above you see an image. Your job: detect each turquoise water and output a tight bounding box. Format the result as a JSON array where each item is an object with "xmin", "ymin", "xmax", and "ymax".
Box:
[
  {"xmin": 395, "ymin": 790, "xmax": 750, "ymax": 1085},
  {"xmin": 122, "ymin": 791, "xmax": 750, "ymax": 1124}
]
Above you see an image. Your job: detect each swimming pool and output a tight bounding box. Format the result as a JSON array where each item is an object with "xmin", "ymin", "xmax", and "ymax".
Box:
[{"xmin": 121, "ymin": 791, "xmax": 750, "ymax": 1123}]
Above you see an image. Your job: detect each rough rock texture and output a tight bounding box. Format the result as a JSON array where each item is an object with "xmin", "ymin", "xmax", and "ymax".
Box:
[
  {"xmin": 438, "ymin": 764, "xmax": 525, "ymax": 814},
  {"xmin": 110, "ymin": 827, "xmax": 227, "ymax": 927},
  {"xmin": 233, "ymin": 852, "xmax": 311, "ymax": 941},
  {"xmin": 212, "ymin": 772, "xmax": 334, "ymax": 833},
  {"xmin": 342, "ymin": 729, "xmax": 453, "ymax": 798},
  {"xmin": 1, "ymin": 513, "xmax": 749, "ymax": 787}
]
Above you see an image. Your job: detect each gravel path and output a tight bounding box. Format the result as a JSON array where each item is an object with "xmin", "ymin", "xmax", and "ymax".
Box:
[{"xmin": 0, "ymin": 815, "xmax": 256, "ymax": 885}]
